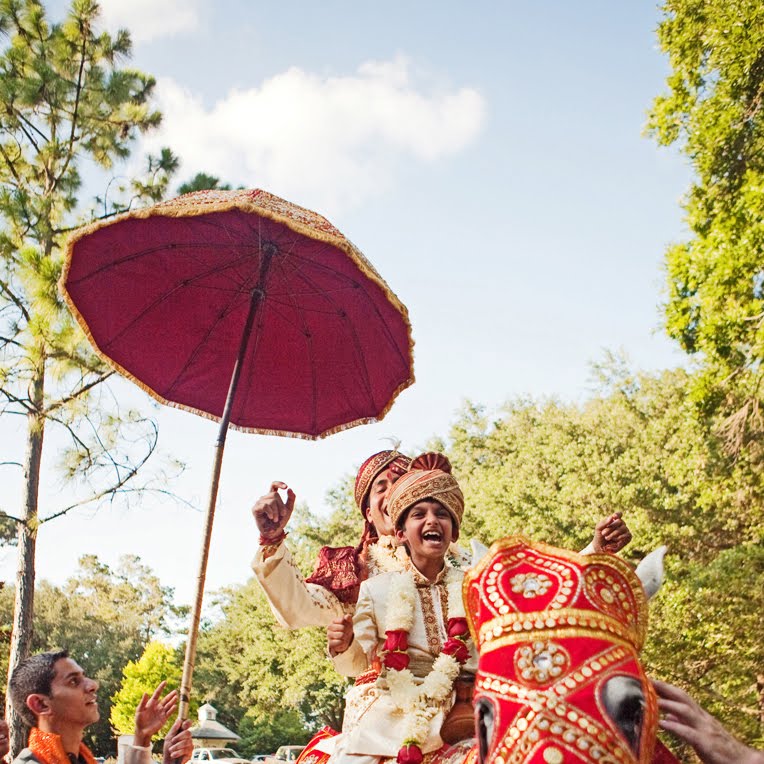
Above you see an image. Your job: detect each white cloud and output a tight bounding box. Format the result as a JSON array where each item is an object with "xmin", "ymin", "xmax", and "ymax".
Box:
[
  {"xmin": 140, "ymin": 55, "xmax": 485, "ymax": 214},
  {"xmin": 99, "ymin": 0, "xmax": 200, "ymax": 43}
]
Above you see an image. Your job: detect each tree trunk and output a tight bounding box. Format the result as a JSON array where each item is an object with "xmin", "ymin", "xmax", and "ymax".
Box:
[{"xmin": 6, "ymin": 359, "xmax": 46, "ymax": 759}]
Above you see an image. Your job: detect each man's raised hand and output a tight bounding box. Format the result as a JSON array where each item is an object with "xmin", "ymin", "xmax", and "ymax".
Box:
[
  {"xmin": 252, "ymin": 481, "xmax": 296, "ymax": 538},
  {"xmin": 163, "ymin": 718, "xmax": 194, "ymax": 764},
  {"xmin": 133, "ymin": 681, "xmax": 178, "ymax": 747}
]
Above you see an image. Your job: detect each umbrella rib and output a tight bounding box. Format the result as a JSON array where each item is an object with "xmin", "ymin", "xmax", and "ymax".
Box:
[
  {"xmin": 267, "ymin": 256, "xmax": 320, "ymax": 433},
  {"xmin": 69, "ymin": 241, "xmax": 262, "ymax": 288},
  {"xmin": 164, "ymin": 215, "xmax": 279, "ymax": 411},
  {"xmin": 161, "ymin": 240, "xmax": 256, "ymax": 292},
  {"xmin": 266, "ymin": 241, "xmax": 397, "ymax": 341},
  {"xmin": 270, "ymin": 244, "xmax": 411, "ymax": 409},
  {"xmin": 165, "ymin": 291, "xmax": 250, "ymax": 399},
  {"xmin": 264, "ymin": 233, "xmax": 362, "ymax": 304},
  {"xmin": 269, "ymin": 252, "xmax": 377, "ymax": 413},
  {"xmin": 240, "ymin": 213, "xmax": 368, "ymax": 292},
  {"xmin": 95, "ymin": 254, "xmax": 259, "ymax": 351},
  {"xmin": 185, "ymin": 216, "xmax": 275, "ymax": 290},
  {"xmin": 277, "ymin": 248, "xmax": 370, "ymax": 290}
]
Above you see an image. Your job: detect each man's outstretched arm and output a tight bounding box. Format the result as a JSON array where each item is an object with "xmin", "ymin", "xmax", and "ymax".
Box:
[{"xmin": 653, "ymin": 679, "xmax": 764, "ymax": 764}]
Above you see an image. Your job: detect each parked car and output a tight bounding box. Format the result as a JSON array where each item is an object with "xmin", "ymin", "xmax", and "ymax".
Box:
[
  {"xmin": 264, "ymin": 746, "xmax": 305, "ymax": 764},
  {"xmin": 251, "ymin": 756, "xmax": 269, "ymax": 764},
  {"xmin": 191, "ymin": 748, "xmax": 250, "ymax": 764}
]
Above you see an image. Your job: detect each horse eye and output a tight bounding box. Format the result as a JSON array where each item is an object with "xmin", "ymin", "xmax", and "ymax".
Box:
[
  {"xmin": 600, "ymin": 676, "xmax": 645, "ymax": 754},
  {"xmin": 476, "ymin": 697, "xmax": 495, "ymax": 764}
]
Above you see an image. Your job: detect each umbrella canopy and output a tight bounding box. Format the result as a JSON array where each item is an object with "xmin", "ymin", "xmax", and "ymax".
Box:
[{"xmin": 61, "ymin": 188, "xmax": 414, "ymax": 439}]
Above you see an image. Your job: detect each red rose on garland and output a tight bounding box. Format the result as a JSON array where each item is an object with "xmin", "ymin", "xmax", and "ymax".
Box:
[
  {"xmin": 383, "ymin": 629, "xmax": 410, "ymax": 670},
  {"xmin": 397, "ymin": 744, "xmax": 423, "ymax": 764},
  {"xmin": 442, "ymin": 637, "xmax": 470, "ymax": 664},
  {"xmin": 447, "ymin": 617, "xmax": 469, "ymax": 638}
]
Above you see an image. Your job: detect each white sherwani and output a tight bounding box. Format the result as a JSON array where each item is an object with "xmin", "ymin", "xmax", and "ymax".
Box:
[
  {"xmin": 326, "ymin": 566, "xmax": 477, "ymax": 764},
  {"xmin": 252, "ymin": 541, "xmax": 350, "ymax": 628}
]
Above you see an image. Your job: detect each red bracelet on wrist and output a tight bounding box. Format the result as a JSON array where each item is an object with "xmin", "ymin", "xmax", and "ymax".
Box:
[{"xmin": 259, "ymin": 529, "xmax": 287, "ymax": 546}]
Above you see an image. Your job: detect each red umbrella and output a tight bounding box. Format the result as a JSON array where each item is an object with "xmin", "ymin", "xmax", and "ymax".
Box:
[{"xmin": 60, "ymin": 188, "xmax": 414, "ymax": 715}]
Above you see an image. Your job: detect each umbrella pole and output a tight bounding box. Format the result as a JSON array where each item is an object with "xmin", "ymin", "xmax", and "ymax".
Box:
[{"xmin": 178, "ymin": 281, "xmax": 268, "ymax": 721}]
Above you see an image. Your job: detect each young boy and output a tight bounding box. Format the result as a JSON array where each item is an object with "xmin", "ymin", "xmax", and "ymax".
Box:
[{"xmin": 327, "ymin": 453, "xmax": 474, "ymax": 764}]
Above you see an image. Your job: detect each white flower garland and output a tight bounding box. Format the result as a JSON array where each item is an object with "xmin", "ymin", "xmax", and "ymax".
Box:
[
  {"xmin": 384, "ymin": 567, "xmax": 466, "ymax": 748},
  {"xmin": 386, "ymin": 570, "xmax": 417, "ymax": 631},
  {"xmin": 367, "ymin": 536, "xmax": 410, "ymax": 575}
]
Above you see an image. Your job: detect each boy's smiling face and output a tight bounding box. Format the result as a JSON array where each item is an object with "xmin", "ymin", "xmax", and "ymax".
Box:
[{"xmin": 396, "ymin": 499, "xmax": 458, "ymax": 574}]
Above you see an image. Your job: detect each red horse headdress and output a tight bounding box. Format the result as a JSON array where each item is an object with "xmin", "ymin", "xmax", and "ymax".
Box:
[{"xmin": 464, "ymin": 536, "xmax": 658, "ymax": 764}]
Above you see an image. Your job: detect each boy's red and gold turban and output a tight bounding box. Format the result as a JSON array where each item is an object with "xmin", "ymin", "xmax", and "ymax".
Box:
[{"xmin": 387, "ymin": 452, "xmax": 464, "ymax": 530}]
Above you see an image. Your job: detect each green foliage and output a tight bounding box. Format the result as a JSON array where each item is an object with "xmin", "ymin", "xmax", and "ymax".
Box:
[
  {"xmin": 645, "ymin": 545, "xmax": 764, "ymax": 748},
  {"xmin": 110, "ymin": 641, "xmax": 187, "ymax": 739},
  {"xmin": 643, "ymin": 10, "xmax": 764, "ymax": 742},
  {"xmin": 444, "ymin": 359, "xmax": 763, "ymax": 746},
  {"xmin": 0, "ymin": 0, "xmax": 180, "ymax": 525},
  {"xmin": 453, "ymin": 364, "xmax": 763, "ymax": 562},
  {"xmin": 236, "ymin": 710, "xmax": 307, "ymax": 758},
  {"xmin": 177, "ymin": 172, "xmax": 232, "ymax": 195},
  {"xmin": 647, "ymin": 0, "xmax": 764, "ymax": 444}
]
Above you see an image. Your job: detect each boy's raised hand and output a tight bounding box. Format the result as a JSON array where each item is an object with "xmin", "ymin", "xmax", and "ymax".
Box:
[{"xmin": 327, "ymin": 614, "xmax": 354, "ymax": 656}]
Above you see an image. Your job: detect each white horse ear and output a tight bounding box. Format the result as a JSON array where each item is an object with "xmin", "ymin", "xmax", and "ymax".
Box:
[
  {"xmin": 470, "ymin": 539, "xmax": 490, "ymax": 568},
  {"xmin": 634, "ymin": 546, "xmax": 667, "ymax": 600}
]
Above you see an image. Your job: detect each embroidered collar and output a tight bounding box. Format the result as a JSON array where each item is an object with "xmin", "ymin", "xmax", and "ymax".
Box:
[{"xmin": 409, "ymin": 563, "xmax": 448, "ymax": 587}]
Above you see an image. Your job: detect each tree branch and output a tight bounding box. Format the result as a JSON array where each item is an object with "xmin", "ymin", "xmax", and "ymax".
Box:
[
  {"xmin": 0, "ymin": 143, "xmax": 23, "ymax": 185},
  {"xmin": 46, "ymin": 411, "xmax": 94, "ymax": 464},
  {"xmin": 43, "ymin": 370, "xmax": 115, "ymax": 415},
  {"xmin": 0, "ymin": 277, "xmax": 31, "ymax": 323},
  {"xmin": 0, "ymin": 385, "xmax": 33, "ymax": 413},
  {"xmin": 0, "ymin": 335, "xmax": 24, "ymax": 350},
  {"xmin": 50, "ymin": 24, "xmax": 88, "ymax": 194},
  {"xmin": 54, "ymin": 200, "xmax": 135, "ymax": 235},
  {"xmin": 40, "ymin": 425, "xmax": 160, "ymax": 524},
  {"xmin": 13, "ymin": 108, "xmax": 49, "ymax": 148}
]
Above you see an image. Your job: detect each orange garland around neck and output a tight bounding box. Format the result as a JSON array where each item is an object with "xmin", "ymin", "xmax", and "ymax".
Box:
[{"xmin": 28, "ymin": 728, "xmax": 97, "ymax": 764}]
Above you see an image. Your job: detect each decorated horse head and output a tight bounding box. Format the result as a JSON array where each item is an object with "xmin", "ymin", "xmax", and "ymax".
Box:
[{"xmin": 461, "ymin": 535, "xmax": 669, "ymax": 764}]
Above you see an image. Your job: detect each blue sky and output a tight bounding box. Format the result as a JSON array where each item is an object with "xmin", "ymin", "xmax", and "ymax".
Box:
[{"xmin": 1, "ymin": 1, "xmax": 692, "ymax": 607}]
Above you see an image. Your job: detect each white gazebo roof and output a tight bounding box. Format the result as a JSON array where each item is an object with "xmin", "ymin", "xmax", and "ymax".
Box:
[{"xmin": 190, "ymin": 703, "xmax": 241, "ymax": 742}]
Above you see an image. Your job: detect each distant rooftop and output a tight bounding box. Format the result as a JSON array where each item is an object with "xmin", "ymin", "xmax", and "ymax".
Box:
[{"xmin": 191, "ymin": 703, "xmax": 241, "ymax": 742}]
